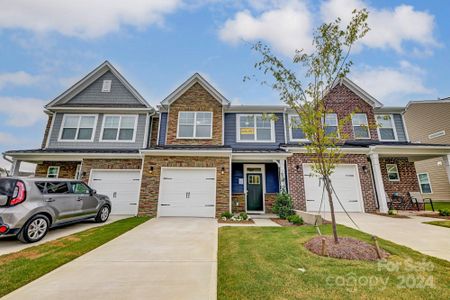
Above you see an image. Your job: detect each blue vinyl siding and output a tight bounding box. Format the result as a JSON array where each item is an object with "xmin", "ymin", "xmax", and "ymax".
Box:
[
  {"xmin": 232, "ymin": 163, "xmax": 279, "ymax": 194},
  {"xmin": 232, "ymin": 163, "xmax": 244, "ymax": 193},
  {"xmin": 265, "ymin": 163, "xmax": 280, "ymax": 193},
  {"xmin": 224, "ymin": 113, "xmax": 285, "ymax": 149},
  {"xmin": 158, "ymin": 112, "xmax": 168, "ymax": 145}
]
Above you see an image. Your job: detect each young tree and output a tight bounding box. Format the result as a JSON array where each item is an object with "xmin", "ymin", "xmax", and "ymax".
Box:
[{"xmin": 251, "ymin": 9, "xmax": 369, "ymax": 243}]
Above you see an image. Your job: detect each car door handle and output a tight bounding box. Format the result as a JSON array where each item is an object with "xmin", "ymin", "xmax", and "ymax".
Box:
[{"xmin": 45, "ymin": 198, "xmax": 55, "ymax": 202}]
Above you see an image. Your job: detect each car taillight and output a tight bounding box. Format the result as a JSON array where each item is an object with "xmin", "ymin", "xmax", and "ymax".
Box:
[{"xmin": 10, "ymin": 181, "xmax": 26, "ymax": 206}]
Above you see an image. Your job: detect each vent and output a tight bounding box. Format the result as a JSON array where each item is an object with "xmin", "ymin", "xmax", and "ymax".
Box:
[
  {"xmin": 102, "ymin": 80, "xmax": 112, "ymax": 92},
  {"xmin": 428, "ymin": 130, "xmax": 445, "ymax": 140}
]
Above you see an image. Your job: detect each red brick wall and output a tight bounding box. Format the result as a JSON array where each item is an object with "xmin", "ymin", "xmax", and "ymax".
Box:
[
  {"xmin": 287, "ymin": 153, "xmax": 377, "ymax": 212},
  {"xmin": 380, "ymin": 157, "xmax": 420, "ymax": 209},
  {"xmin": 35, "ymin": 161, "xmax": 79, "ymax": 179},
  {"xmin": 139, "ymin": 156, "xmax": 230, "ymax": 217},
  {"xmin": 325, "ymin": 84, "xmax": 379, "ymax": 141}
]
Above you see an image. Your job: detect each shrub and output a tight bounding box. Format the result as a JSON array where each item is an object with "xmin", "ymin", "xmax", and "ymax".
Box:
[
  {"xmin": 388, "ymin": 209, "xmax": 397, "ymax": 215},
  {"xmin": 438, "ymin": 209, "xmax": 450, "ymax": 216},
  {"xmin": 239, "ymin": 212, "xmax": 249, "ymax": 220},
  {"xmin": 272, "ymin": 192, "xmax": 294, "ymax": 219},
  {"xmin": 221, "ymin": 211, "xmax": 233, "ymax": 220},
  {"xmin": 287, "ymin": 214, "xmax": 304, "ymax": 225}
]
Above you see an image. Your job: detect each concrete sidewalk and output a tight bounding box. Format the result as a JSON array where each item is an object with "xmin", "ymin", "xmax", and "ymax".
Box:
[
  {"xmin": 3, "ymin": 217, "xmax": 218, "ymax": 300},
  {"xmin": 325, "ymin": 212, "xmax": 450, "ymax": 261}
]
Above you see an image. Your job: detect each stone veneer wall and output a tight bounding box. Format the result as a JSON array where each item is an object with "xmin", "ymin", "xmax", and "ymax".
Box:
[
  {"xmin": 139, "ymin": 156, "xmax": 230, "ymax": 217},
  {"xmin": 287, "ymin": 153, "xmax": 377, "ymax": 212},
  {"xmin": 165, "ymin": 83, "xmax": 223, "ymax": 145},
  {"xmin": 35, "ymin": 161, "xmax": 79, "ymax": 179}
]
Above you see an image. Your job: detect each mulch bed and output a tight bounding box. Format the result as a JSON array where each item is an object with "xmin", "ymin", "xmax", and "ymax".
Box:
[
  {"xmin": 217, "ymin": 219, "xmax": 255, "ymax": 224},
  {"xmin": 416, "ymin": 213, "xmax": 450, "ymax": 220},
  {"xmin": 305, "ymin": 236, "xmax": 389, "ymax": 261},
  {"xmin": 372, "ymin": 212, "xmax": 410, "ymax": 219}
]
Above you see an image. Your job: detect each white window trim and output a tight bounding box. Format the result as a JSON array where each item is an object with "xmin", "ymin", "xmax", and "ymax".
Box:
[
  {"xmin": 376, "ymin": 114, "xmax": 398, "ymax": 141},
  {"xmin": 386, "ymin": 164, "xmax": 400, "ymax": 182},
  {"xmin": 352, "ymin": 113, "xmax": 371, "ymax": 140},
  {"xmin": 418, "ymin": 172, "xmax": 433, "ymax": 194},
  {"xmin": 99, "ymin": 114, "xmax": 138, "ymax": 143},
  {"xmin": 75, "ymin": 164, "xmax": 82, "ymax": 180},
  {"xmin": 58, "ymin": 114, "xmax": 98, "ymax": 142},
  {"xmin": 176, "ymin": 111, "xmax": 213, "ymax": 139},
  {"xmin": 47, "ymin": 166, "xmax": 60, "ymax": 178},
  {"xmin": 101, "ymin": 80, "xmax": 112, "ymax": 92},
  {"xmin": 288, "ymin": 114, "xmax": 309, "ymax": 142},
  {"xmin": 324, "ymin": 113, "xmax": 340, "ymax": 138},
  {"xmin": 236, "ymin": 114, "xmax": 276, "ymax": 143}
]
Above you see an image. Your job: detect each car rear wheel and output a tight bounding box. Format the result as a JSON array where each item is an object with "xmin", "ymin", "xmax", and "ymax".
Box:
[
  {"xmin": 95, "ymin": 205, "xmax": 110, "ymax": 223},
  {"xmin": 18, "ymin": 214, "xmax": 50, "ymax": 243}
]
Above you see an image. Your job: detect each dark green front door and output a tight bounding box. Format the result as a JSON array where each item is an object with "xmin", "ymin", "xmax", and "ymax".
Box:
[{"xmin": 247, "ymin": 173, "xmax": 263, "ymax": 211}]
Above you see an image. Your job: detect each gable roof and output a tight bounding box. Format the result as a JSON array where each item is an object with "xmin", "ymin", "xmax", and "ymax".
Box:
[
  {"xmin": 332, "ymin": 77, "xmax": 383, "ymax": 108},
  {"xmin": 46, "ymin": 61, "xmax": 152, "ymax": 109},
  {"xmin": 161, "ymin": 73, "xmax": 230, "ymax": 107}
]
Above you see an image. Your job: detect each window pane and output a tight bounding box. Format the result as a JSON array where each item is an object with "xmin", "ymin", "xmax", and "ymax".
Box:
[
  {"xmin": 240, "ymin": 132, "xmax": 254, "ymax": 140},
  {"xmin": 179, "ymin": 112, "xmax": 195, "ymax": 124},
  {"xmin": 77, "ymin": 128, "xmax": 93, "ymax": 140},
  {"xmin": 256, "ymin": 128, "xmax": 272, "ymax": 140},
  {"xmin": 178, "ymin": 125, "xmax": 194, "ymax": 137},
  {"xmin": 196, "ymin": 112, "xmax": 212, "ymax": 125},
  {"xmin": 71, "ymin": 182, "xmax": 90, "ymax": 194},
  {"xmin": 256, "ymin": 116, "xmax": 271, "ymax": 128},
  {"xmin": 63, "ymin": 116, "xmax": 79, "ymax": 127},
  {"xmin": 46, "ymin": 182, "xmax": 69, "ymax": 194},
  {"xmin": 104, "ymin": 116, "xmax": 120, "ymax": 128},
  {"xmin": 354, "ymin": 126, "xmax": 370, "ymax": 138},
  {"xmin": 325, "ymin": 126, "xmax": 338, "ymax": 136},
  {"xmin": 421, "ymin": 184, "xmax": 432, "ymax": 193},
  {"xmin": 325, "ymin": 114, "xmax": 337, "ymax": 126},
  {"xmin": 196, "ymin": 125, "xmax": 211, "ymax": 138},
  {"xmin": 61, "ymin": 128, "xmax": 76, "ymax": 140},
  {"xmin": 118, "ymin": 129, "xmax": 134, "ymax": 140},
  {"xmin": 47, "ymin": 167, "xmax": 59, "ymax": 176},
  {"xmin": 388, "ymin": 172, "xmax": 399, "ymax": 181},
  {"xmin": 376, "ymin": 115, "xmax": 392, "ymax": 128},
  {"xmin": 102, "ymin": 128, "xmax": 118, "ymax": 140},
  {"xmin": 418, "ymin": 173, "xmax": 429, "ymax": 184},
  {"xmin": 352, "ymin": 114, "xmax": 368, "ymax": 125},
  {"xmin": 380, "ymin": 128, "xmax": 395, "ymax": 140},
  {"xmin": 80, "ymin": 116, "xmax": 95, "ymax": 127},
  {"xmin": 121, "ymin": 116, "xmax": 136, "ymax": 128},
  {"xmin": 240, "ymin": 115, "xmax": 254, "ymax": 127}
]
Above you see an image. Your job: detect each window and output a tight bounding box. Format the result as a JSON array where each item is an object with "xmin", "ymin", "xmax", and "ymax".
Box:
[
  {"xmin": 376, "ymin": 115, "xmax": 397, "ymax": 141},
  {"xmin": 102, "ymin": 80, "xmax": 112, "ymax": 92},
  {"xmin": 60, "ymin": 115, "xmax": 97, "ymax": 141},
  {"xmin": 237, "ymin": 114, "xmax": 274, "ymax": 142},
  {"xmin": 248, "ymin": 175, "xmax": 261, "ymax": 185},
  {"xmin": 47, "ymin": 166, "xmax": 60, "ymax": 178},
  {"xmin": 324, "ymin": 113, "xmax": 339, "ymax": 136},
  {"xmin": 71, "ymin": 182, "xmax": 91, "ymax": 194},
  {"xmin": 288, "ymin": 115, "xmax": 307, "ymax": 141},
  {"xmin": 101, "ymin": 115, "xmax": 137, "ymax": 142},
  {"xmin": 386, "ymin": 164, "xmax": 400, "ymax": 181},
  {"xmin": 352, "ymin": 113, "xmax": 370, "ymax": 139},
  {"xmin": 418, "ymin": 173, "xmax": 432, "ymax": 194},
  {"xmin": 46, "ymin": 182, "xmax": 70, "ymax": 194},
  {"xmin": 75, "ymin": 164, "xmax": 82, "ymax": 180},
  {"xmin": 177, "ymin": 111, "xmax": 213, "ymax": 139}
]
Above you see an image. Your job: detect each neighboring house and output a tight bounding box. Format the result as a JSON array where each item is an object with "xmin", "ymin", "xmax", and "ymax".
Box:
[
  {"xmin": 403, "ymin": 98, "xmax": 450, "ymax": 201},
  {"xmin": 4, "ymin": 61, "xmax": 450, "ymax": 217}
]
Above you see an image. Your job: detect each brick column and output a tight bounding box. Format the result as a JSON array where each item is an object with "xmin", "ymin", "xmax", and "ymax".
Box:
[{"xmin": 370, "ymin": 153, "xmax": 388, "ymax": 213}]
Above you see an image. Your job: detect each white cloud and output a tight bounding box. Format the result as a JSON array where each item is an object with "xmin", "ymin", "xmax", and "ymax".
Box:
[
  {"xmin": 320, "ymin": 0, "xmax": 437, "ymax": 52},
  {"xmin": 350, "ymin": 61, "xmax": 434, "ymax": 105},
  {"xmin": 0, "ymin": 97, "xmax": 47, "ymax": 127},
  {"xmin": 219, "ymin": 1, "xmax": 313, "ymax": 56},
  {"xmin": 0, "ymin": 0, "xmax": 183, "ymax": 38},
  {"xmin": 0, "ymin": 71, "xmax": 42, "ymax": 89},
  {"xmin": 0, "ymin": 132, "xmax": 15, "ymax": 144}
]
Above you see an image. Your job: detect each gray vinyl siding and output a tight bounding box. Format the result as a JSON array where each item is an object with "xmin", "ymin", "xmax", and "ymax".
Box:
[
  {"xmin": 61, "ymin": 71, "xmax": 145, "ymax": 107},
  {"xmin": 47, "ymin": 113, "xmax": 147, "ymax": 149},
  {"xmin": 224, "ymin": 113, "xmax": 285, "ymax": 149},
  {"xmin": 158, "ymin": 112, "xmax": 168, "ymax": 145},
  {"xmin": 393, "ymin": 114, "xmax": 407, "ymax": 141}
]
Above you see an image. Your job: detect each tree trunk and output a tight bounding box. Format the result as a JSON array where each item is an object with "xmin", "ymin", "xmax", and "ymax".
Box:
[{"xmin": 324, "ymin": 175, "xmax": 339, "ymax": 244}]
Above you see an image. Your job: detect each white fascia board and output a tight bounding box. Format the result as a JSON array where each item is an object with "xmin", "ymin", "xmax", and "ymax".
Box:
[
  {"xmin": 226, "ymin": 105, "xmax": 288, "ymax": 113},
  {"xmin": 140, "ymin": 149, "xmax": 232, "ymax": 157},
  {"xmin": 369, "ymin": 145, "xmax": 450, "ymax": 156},
  {"xmin": 49, "ymin": 107, "xmax": 153, "ymax": 113},
  {"xmin": 6, "ymin": 153, "xmax": 141, "ymax": 162},
  {"xmin": 232, "ymin": 152, "xmax": 292, "ymax": 162}
]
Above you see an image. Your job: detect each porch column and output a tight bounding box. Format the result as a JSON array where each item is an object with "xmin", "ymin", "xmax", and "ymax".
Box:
[
  {"xmin": 442, "ymin": 154, "xmax": 450, "ymax": 183},
  {"xmin": 276, "ymin": 160, "xmax": 287, "ymax": 192},
  {"xmin": 369, "ymin": 153, "xmax": 389, "ymax": 213},
  {"xmin": 10, "ymin": 159, "xmax": 21, "ymax": 176}
]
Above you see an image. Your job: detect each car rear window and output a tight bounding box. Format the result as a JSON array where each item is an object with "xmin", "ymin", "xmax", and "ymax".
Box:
[{"xmin": 0, "ymin": 178, "xmax": 17, "ymax": 196}]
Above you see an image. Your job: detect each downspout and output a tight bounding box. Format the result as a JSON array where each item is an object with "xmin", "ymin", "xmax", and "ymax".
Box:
[{"xmin": 367, "ymin": 156, "xmax": 380, "ymax": 209}]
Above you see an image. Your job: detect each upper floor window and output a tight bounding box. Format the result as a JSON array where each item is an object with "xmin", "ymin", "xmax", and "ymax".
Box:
[
  {"xmin": 101, "ymin": 115, "xmax": 137, "ymax": 142},
  {"xmin": 288, "ymin": 115, "xmax": 307, "ymax": 141},
  {"xmin": 376, "ymin": 114, "xmax": 397, "ymax": 141},
  {"xmin": 237, "ymin": 114, "xmax": 275, "ymax": 142},
  {"xmin": 177, "ymin": 111, "xmax": 212, "ymax": 139},
  {"xmin": 324, "ymin": 113, "xmax": 339, "ymax": 137},
  {"xmin": 59, "ymin": 115, "xmax": 97, "ymax": 141},
  {"xmin": 352, "ymin": 113, "xmax": 370, "ymax": 139}
]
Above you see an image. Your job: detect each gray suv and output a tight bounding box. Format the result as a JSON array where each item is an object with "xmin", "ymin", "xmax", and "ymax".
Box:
[{"xmin": 0, "ymin": 178, "xmax": 112, "ymax": 243}]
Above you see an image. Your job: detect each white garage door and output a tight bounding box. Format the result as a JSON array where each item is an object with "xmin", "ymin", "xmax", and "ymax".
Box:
[
  {"xmin": 303, "ymin": 164, "xmax": 363, "ymax": 212},
  {"xmin": 158, "ymin": 168, "xmax": 216, "ymax": 218},
  {"xmin": 89, "ymin": 170, "xmax": 141, "ymax": 215}
]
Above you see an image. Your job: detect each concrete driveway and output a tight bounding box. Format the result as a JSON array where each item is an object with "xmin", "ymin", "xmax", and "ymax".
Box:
[
  {"xmin": 0, "ymin": 216, "xmax": 127, "ymax": 256},
  {"xmin": 325, "ymin": 213, "xmax": 450, "ymax": 261},
  {"xmin": 3, "ymin": 217, "xmax": 217, "ymax": 300}
]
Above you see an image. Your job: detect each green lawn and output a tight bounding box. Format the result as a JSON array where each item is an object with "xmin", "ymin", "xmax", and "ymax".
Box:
[
  {"xmin": 0, "ymin": 216, "xmax": 150, "ymax": 298},
  {"xmin": 425, "ymin": 201, "xmax": 450, "ymax": 211},
  {"xmin": 424, "ymin": 220, "xmax": 450, "ymax": 228},
  {"xmin": 218, "ymin": 225, "xmax": 450, "ymax": 299}
]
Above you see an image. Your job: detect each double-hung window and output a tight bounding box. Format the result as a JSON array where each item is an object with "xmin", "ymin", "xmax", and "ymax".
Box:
[
  {"xmin": 47, "ymin": 166, "xmax": 60, "ymax": 178},
  {"xmin": 418, "ymin": 173, "xmax": 432, "ymax": 194},
  {"xmin": 376, "ymin": 115, "xmax": 397, "ymax": 141},
  {"xmin": 101, "ymin": 115, "xmax": 137, "ymax": 142},
  {"xmin": 324, "ymin": 113, "xmax": 339, "ymax": 136},
  {"xmin": 177, "ymin": 111, "xmax": 212, "ymax": 139},
  {"xmin": 288, "ymin": 115, "xmax": 307, "ymax": 141},
  {"xmin": 60, "ymin": 115, "xmax": 97, "ymax": 141},
  {"xmin": 352, "ymin": 113, "xmax": 370, "ymax": 139},
  {"xmin": 386, "ymin": 164, "xmax": 400, "ymax": 181},
  {"xmin": 237, "ymin": 114, "xmax": 274, "ymax": 142}
]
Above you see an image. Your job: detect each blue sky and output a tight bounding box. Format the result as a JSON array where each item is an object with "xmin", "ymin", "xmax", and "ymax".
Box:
[{"xmin": 0, "ymin": 0, "xmax": 449, "ymax": 169}]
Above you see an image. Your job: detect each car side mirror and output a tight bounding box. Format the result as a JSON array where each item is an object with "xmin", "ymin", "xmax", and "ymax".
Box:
[
  {"xmin": 90, "ymin": 189, "xmax": 97, "ymax": 196},
  {"xmin": 0, "ymin": 195, "xmax": 8, "ymax": 206}
]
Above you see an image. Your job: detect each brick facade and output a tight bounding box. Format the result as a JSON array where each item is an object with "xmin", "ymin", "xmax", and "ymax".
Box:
[
  {"xmin": 165, "ymin": 83, "xmax": 223, "ymax": 145},
  {"xmin": 35, "ymin": 161, "xmax": 79, "ymax": 178},
  {"xmin": 380, "ymin": 157, "xmax": 421, "ymax": 209},
  {"xmin": 325, "ymin": 84, "xmax": 379, "ymax": 141},
  {"xmin": 287, "ymin": 153, "xmax": 378, "ymax": 212},
  {"xmin": 80, "ymin": 159, "xmax": 142, "ymax": 183},
  {"xmin": 149, "ymin": 116, "xmax": 159, "ymax": 147},
  {"xmin": 139, "ymin": 155, "xmax": 230, "ymax": 217},
  {"xmin": 41, "ymin": 114, "xmax": 54, "ymax": 148}
]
